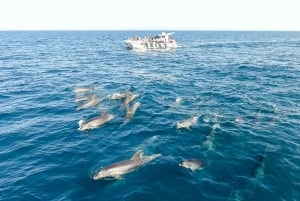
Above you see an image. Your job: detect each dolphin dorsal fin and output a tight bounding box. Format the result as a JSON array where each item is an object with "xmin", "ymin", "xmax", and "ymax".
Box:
[{"xmin": 130, "ymin": 150, "xmax": 143, "ymax": 160}]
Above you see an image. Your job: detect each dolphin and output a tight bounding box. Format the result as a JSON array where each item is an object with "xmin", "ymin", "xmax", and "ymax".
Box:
[
  {"xmin": 252, "ymin": 152, "xmax": 267, "ymax": 178},
  {"xmin": 202, "ymin": 136, "xmax": 215, "ymax": 151},
  {"xmin": 177, "ymin": 116, "xmax": 198, "ymax": 130},
  {"xmin": 227, "ymin": 150, "xmax": 268, "ymax": 201},
  {"xmin": 76, "ymin": 94, "xmax": 101, "ymax": 111},
  {"xmin": 125, "ymin": 102, "xmax": 141, "ymax": 119},
  {"xmin": 93, "ymin": 150, "xmax": 161, "ymax": 180},
  {"xmin": 74, "ymin": 94, "xmax": 92, "ymax": 103},
  {"xmin": 109, "ymin": 92, "xmax": 127, "ymax": 100},
  {"xmin": 201, "ymin": 123, "xmax": 220, "ymax": 151},
  {"xmin": 179, "ymin": 159, "xmax": 204, "ymax": 171},
  {"xmin": 74, "ymin": 86, "xmax": 95, "ymax": 94},
  {"xmin": 78, "ymin": 111, "xmax": 114, "ymax": 131},
  {"xmin": 123, "ymin": 88, "xmax": 138, "ymax": 106}
]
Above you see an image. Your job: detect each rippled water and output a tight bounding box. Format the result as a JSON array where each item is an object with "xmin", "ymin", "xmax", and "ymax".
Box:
[{"xmin": 0, "ymin": 31, "xmax": 299, "ymax": 201}]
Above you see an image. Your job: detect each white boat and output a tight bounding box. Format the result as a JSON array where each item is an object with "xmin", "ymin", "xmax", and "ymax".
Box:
[{"xmin": 124, "ymin": 32, "xmax": 178, "ymax": 50}]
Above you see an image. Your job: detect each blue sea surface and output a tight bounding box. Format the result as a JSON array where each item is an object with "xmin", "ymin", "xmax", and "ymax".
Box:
[{"xmin": 0, "ymin": 31, "xmax": 299, "ymax": 201}]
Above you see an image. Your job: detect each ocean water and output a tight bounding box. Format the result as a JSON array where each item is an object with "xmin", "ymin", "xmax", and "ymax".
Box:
[{"xmin": 0, "ymin": 31, "xmax": 299, "ymax": 201}]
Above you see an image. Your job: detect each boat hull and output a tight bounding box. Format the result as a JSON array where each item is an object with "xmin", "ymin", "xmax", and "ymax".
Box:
[{"xmin": 124, "ymin": 40, "xmax": 177, "ymax": 50}]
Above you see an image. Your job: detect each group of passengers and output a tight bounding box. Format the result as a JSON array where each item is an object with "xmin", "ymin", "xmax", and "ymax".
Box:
[{"xmin": 130, "ymin": 36, "xmax": 174, "ymax": 43}]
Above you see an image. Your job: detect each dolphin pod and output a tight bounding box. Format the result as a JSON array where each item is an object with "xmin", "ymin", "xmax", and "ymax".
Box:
[
  {"xmin": 74, "ymin": 86, "xmax": 141, "ymax": 132},
  {"xmin": 76, "ymin": 84, "xmax": 276, "ymax": 186},
  {"xmin": 72, "ymin": 85, "xmax": 272, "ymax": 183},
  {"xmin": 93, "ymin": 150, "xmax": 161, "ymax": 180}
]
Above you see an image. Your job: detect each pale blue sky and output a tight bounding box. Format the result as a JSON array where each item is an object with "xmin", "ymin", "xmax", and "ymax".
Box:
[{"xmin": 0, "ymin": 0, "xmax": 299, "ymax": 30}]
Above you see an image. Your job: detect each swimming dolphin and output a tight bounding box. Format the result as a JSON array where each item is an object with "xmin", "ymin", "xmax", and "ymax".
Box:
[
  {"xmin": 125, "ymin": 102, "xmax": 141, "ymax": 119},
  {"xmin": 93, "ymin": 150, "xmax": 161, "ymax": 180},
  {"xmin": 201, "ymin": 123, "xmax": 220, "ymax": 151},
  {"xmin": 179, "ymin": 159, "xmax": 204, "ymax": 171},
  {"xmin": 123, "ymin": 88, "xmax": 138, "ymax": 106},
  {"xmin": 74, "ymin": 94, "xmax": 92, "ymax": 103},
  {"xmin": 78, "ymin": 111, "xmax": 114, "ymax": 131},
  {"xmin": 76, "ymin": 94, "xmax": 101, "ymax": 111},
  {"xmin": 177, "ymin": 116, "xmax": 198, "ymax": 130},
  {"xmin": 74, "ymin": 86, "xmax": 95, "ymax": 94},
  {"xmin": 252, "ymin": 152, "xmax": 267, "ymax": 178},
  {"xmin": 109, "ymin": 92, "xmax": 127, "ymax": 100},
  {"xmin": 227, "ymin": 150, "xmax": 268, "ymax": 201}
]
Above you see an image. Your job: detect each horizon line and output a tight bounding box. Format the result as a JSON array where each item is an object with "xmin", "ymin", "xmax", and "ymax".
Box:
[{"xmin": 1, "ymin": 29, "xmax": 300, "ymax": 32}]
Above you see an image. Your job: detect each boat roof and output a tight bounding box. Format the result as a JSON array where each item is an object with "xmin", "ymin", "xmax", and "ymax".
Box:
[{"xmin": 158, "ymin": 32, "xmax": 174, "ymax": 37}]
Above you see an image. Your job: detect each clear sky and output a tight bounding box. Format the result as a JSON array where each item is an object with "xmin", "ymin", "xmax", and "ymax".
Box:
[{"xmin": 0, "ymin": 0, "xmax": 299, "ymax": 30}]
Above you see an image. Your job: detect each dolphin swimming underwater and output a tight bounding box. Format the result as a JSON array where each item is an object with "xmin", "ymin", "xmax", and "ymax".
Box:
[
  {"xmin": 93, "ymin": 150, "xmax": 161, "ymax": 180},
  {"xmin": 78, "ymin": 111, "xmax": 114, "ymax": 131},
  {"xmin": 201, "ymin": 123, "xmax": 220, "ymax": 151},
  {"xmin": 177, "ymin": 116, "xmax": 198, "ymax": 130},
  {"xmin": 252, "ymin": 151, "xmax": 267, "ymax": 179},
  {"xmin": 227, "ymin": 149, "xmax": 268, "ymax": 201}
]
